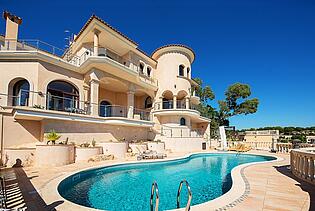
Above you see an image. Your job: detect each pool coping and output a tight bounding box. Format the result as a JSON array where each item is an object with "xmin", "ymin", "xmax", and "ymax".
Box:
[{"xmin": 40, "ymin": 151, "xmax": 281, "ymax": 211}]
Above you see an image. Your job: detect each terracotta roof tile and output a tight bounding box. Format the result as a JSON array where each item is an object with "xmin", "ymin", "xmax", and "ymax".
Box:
[
  {"xmin": 65, "ymin": 14, "xmax": 156, "ymax": 62},
  {"xmin": 73, "ymin": 14, "xmax": 138, "ymax": 46},
  {"xmin": 151, "ymin": 44, "xmax": 195, "ymax": 58},
  {"xmin": 3, "ymin": 11, "xmax": 22, "ymax": 25}
]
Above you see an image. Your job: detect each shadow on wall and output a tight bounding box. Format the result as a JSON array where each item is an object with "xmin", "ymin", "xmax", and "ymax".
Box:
[
  {"xmin": 3, "ymin": 117, "xmax": 41, "ymax": 148},
  {"xmin": 17, "ymin": 119, "xmax": 41, "ymax": 140},
  {"xmin": 274, "ymin": 165, "xmax": 315, "ymax": 211},
  {"xmin": 0, "ymin": 167, "xmax": 64, "ymax": 210},
  {"xmin": 12, "ymin": 158, "xmax": 22, "ymax": 168}
]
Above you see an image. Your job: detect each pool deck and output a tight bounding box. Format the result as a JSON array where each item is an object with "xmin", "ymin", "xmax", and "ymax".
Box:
[{"xmin": 0, "ymin": 150, "xmax": 314, "ymax": 211}]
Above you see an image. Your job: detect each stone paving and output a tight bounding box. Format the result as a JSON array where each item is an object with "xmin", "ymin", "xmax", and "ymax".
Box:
[
  {"xmin": 0, "ymin": 151, "xmax": 314, "ymax": 211},
  {"xmin": 230, "ymin": 152, "xmax": 314, "ymax": 211}
]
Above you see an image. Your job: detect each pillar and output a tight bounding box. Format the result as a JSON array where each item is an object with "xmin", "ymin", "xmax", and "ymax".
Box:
[
  {"xmin": 127, "ymin": 91, "xmax": 135, "ymax": 118},
  {"xmin": 93, "ymin": 29, "xmax": 100, "ymax": 56},
  {"xmin": 4, "ymin": 12, "xmax": 22, "ymax": 51},
  {"xmin": 185, "ymin": 97, "xmax": 190, "ymax": 109},
  {"xmin": 0, "ymin": 114, "xmax": 4, "ymax": 166},
  {"xmin": 89, "ymin": 79, "xmax": 99, "ymax": 116},
  {"xmin": 309, "ymin": 157, "xmax": 314, "ymax": 182},
  {"xmin": 173, "ymin": 95, "xmax": 177, "ymax": 109}
]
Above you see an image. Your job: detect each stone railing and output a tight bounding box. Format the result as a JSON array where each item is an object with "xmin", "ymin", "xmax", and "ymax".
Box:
[
  {"xmin": 290, "ymin": 148, "xmax": 315, "ymax": 185},
  {"xmin": 244, "ymin": 141, "xmax": 273, "ymax": 150},
  {"xmin": 276, "ymin": 143, "xmax": 315, "ymax": 153},
  {"xmin": 227, "ymin": 141, "xmax": 273, "ymax": 150},
  {"xmin": 276, "ymin": 143, "xmax": 292, "ymax": 153}
]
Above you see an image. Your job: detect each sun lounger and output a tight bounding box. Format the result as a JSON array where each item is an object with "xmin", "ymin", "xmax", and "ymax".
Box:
[
  {"xmin": 229, "ymin": 143, "xmax": 251, "ymax": 152},
  {"xmin": 137, "ymin": 150, "xmax": 167, "ymax": 160}
]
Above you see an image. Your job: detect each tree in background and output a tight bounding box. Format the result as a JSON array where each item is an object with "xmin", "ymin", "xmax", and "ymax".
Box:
[
  {"xmin": 193, "ymin": 79, "xmax": 259, "ymax": 138},
  {"xmin": 193, "ymin": 78, "xmax": 218, "ymax": 138},
  {"xmin": 218, "ymin": 83, "xmax": 259, "ymax": 126},
  {"xmin": 290, "ymin": 134, "xmax": 307, "ymax": 143},
  {"xmin": 193, "ymin": 78, "xmax": 215, "ymax": 103}
]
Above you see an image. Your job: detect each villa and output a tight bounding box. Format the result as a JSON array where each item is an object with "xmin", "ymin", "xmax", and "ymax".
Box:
[
  {"xmin": 0, "ymin": 11, "xmax": 314, "ymax": 211},
  {"xmin": 0, "ymin": 11, "xmax": 211, "ymax": 166}
]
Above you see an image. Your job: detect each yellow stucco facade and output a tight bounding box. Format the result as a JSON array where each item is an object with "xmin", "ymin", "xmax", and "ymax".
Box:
[{"xmin": 0, "ymin": 12, "xmax": 210, "ymax": 151}]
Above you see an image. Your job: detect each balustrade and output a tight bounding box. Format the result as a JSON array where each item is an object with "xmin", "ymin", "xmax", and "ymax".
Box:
[{"xmin": 291, "ymin": 148, "xmax": 315, "ymax": 185}]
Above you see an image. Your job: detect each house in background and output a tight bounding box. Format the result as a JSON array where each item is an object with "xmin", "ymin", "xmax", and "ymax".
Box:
[
  {"xmin": 0, "ymin": 11, "xmax": 210, "ymax": 156},
  {"xmin": 243, "ymin": 130, "xmax": 279, "ymax": 150}
]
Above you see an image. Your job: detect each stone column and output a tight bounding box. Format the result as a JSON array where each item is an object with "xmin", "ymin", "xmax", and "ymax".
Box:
[
  {"xmin": 127, "ymin": 91, "xmax": 135, "ymax": 118},
  {"xmin": 93, "ymin": 29, "xmax": 100, "ymax": 56},
  {"xmin": 0, "ymin": 114, "xmax": 4, "ymax": 166},
  {"xmin": 185, "ymin": 97, "xmax": 190, "ymax": 109},
  {"xmin": 89, "ymin": 79, "xmax": 99, "ymax": 116},
  {"xmin": 173, "ymin": 95, "xmax": 177, "ymax": 109},
  {"xmin": 83, "ymin": 84, "xmax": 90, "ymax": 112}
]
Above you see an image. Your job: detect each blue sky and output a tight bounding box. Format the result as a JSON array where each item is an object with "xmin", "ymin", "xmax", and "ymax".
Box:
[{"xmin": 1, "ymin": 0, "xmax": 315, "ymax": 129}]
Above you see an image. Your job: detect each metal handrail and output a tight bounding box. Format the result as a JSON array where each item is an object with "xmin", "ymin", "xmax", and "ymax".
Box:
[
  {"xmin": 2, "ymin": 39, "xmax": 65, "ymax": 56},
  {"xmin": 150, "ymin": 181, "xmax": 159, "ymax": 211},
  {"xmin": 177, "ymin": 180, "xmax": 192, "ymax": 211}
]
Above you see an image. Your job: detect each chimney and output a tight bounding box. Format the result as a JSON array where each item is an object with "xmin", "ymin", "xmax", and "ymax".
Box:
[{"xmin": 3, "ymin": 11, "xmax": 22, "ymax": 50}]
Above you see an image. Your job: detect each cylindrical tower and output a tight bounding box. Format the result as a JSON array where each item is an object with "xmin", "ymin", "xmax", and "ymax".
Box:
[{"xmin": 152, "ymin": 44, "xmax": 195, "ymax": 108}]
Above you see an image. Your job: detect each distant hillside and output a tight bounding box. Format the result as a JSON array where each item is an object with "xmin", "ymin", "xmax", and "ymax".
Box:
[{"xmin": 238, "ymin": 126, "xmax": 315, "ymax": 135}]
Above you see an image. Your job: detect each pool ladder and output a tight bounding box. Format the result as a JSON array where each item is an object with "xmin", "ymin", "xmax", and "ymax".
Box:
[
  {"xmin": 150, "ymin": 181, "xmax": 159, "ymax": 211},
  {"xmin": 150, "ymin": 179, "xmax": 192, "ymax": 211}
]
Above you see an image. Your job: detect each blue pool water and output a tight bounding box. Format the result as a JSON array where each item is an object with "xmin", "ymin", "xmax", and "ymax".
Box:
[{"xmin": 58, "ymin": 153, "xmax": 275, "ymax": 211}]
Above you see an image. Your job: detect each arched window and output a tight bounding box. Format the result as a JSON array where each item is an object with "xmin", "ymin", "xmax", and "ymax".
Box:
[
  {"xmin": 187, "ymin": 67, "xmax": 190, "ymax": 78},
  {"xmin": 13, "ymin": 79, "xmax": 30, "ymax": 106},
  {"xmin": 99, "ymin": 100, "xmax": 112, "ymax": 117},
  {"xmin": 47, "ymin": 80, "xmax": 79, "ymax": 112},
  {"xmin": 139, "ymin": 63, "xmax": 144, "ymax": 74},
  {"xmin": 145, "ymin": 96, "xmax": 152, "ymax": 108},
  {"xmin": 180, "ymin": 117, "xmax": 186, "ymax": 126},
  {"xmin": 147, "ymin": 67, "xmax": 151, "ymax": 77},
  {"xmin": 179, "ymin": 65, "xmax": 185, "ymax": 76}
]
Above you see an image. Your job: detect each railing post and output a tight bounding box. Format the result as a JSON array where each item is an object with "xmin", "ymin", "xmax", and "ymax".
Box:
[
  {"xmin": 301, "ymin": 155, "xmax": 305, "ymax": 176},
  {"xmin": 310, "ymin": 157, "xmax": 314, "ymax": 182},
  {"xmin": 305, "ymin": 156, "xmax": 309, "ymax": 179}
]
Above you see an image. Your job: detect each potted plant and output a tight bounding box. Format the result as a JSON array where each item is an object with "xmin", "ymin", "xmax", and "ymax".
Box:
[
  {"xmin": 45, "ymin": 130, "xmax": 61, "ymax": 145},
  {"xmin": 37, "ymin": 131, "xmax": 75, "ymax": 167}
]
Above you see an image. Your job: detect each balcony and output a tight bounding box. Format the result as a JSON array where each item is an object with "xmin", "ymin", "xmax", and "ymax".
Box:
[
  {"xmin": 0, "ymin": 91, "xmax": 153, "ymax": 127},
  {"xmin": 153, "ymin": 100, "xmax": 198, "ymax": 110},
  {"xmin": 0, "ymin": 39, "xmax": 64, "ymax": 57},
  {"xmin": 0, "ymin": 39, "xmax": 157, "ymax": 87},
  {"xmin": 69, "ymin": 47, "xmax": 157, "ymax": 86},
  {"xmin": 152, "ymin": 100, "xmax": 200, "ymax": 118},
  {"xmin": 159, "ymin": 126, "xmax": 204, "ymax": 138}
]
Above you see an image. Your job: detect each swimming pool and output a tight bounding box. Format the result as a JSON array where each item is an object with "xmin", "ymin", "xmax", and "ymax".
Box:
[{"xmin": 58, "ymin": 153, "xmax": 275, "ymax": 211}]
